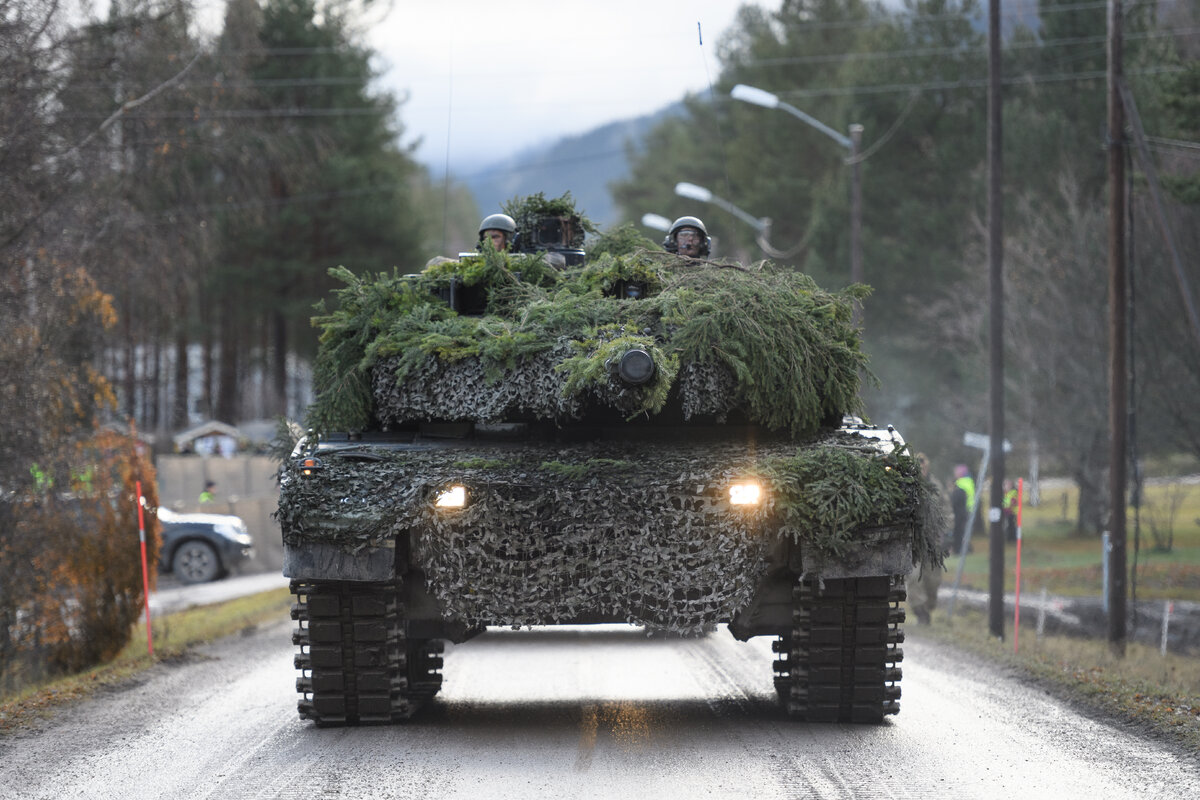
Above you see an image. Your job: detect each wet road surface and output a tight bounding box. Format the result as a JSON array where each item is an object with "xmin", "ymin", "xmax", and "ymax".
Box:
[{"xmin": 2, "ymin": 618, "xmax": 1197, "ymax": 799}]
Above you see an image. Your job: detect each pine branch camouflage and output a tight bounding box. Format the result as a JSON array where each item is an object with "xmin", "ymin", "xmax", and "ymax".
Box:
[{"xmin": 286, "ymin": 204, "xmax": 940, "ymax": 634}]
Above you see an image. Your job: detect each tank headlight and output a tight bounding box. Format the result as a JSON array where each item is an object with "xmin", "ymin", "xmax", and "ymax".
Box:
[
  {"xmin": 729, "ymin": 482, "xmax": 763, "ymax": 506},
  {"xmin": 434, "ymin": 485, "xmax": 467, "ymax": 509},
  {"xmin": 298, "ymin": 457, "xmax": 322, "ymax": 476}
]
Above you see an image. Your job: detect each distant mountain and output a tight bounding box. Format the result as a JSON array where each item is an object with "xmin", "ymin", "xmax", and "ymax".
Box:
[{"xmin": 462, "ymin": 103, "xmax": 684, "ymax": 230}]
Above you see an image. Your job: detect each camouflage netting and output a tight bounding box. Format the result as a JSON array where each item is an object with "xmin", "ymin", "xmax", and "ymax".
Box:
[
  {"xmin": 307, "ymin": 193, "xmax": 870, "ymax": 437},
  {"xmin": 289, "ymin": 195, "xmax": 940, "ymax": 634},
  {"xmin": 278, "ymin": 433, "xmax": 942, "ymax": 633}
]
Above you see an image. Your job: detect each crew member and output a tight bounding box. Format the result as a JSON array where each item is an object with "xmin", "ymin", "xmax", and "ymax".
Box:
[
  {"xmin": 478, "ymin": 213, "xmax": 517, "ymax": 252},
  {"xmin": 663, "ymin": 216, "xmax": 711, "ymax": 258}
]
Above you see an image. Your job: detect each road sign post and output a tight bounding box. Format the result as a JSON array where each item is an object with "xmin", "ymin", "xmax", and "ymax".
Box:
[{"xmin": 948, "ymin": 432, "xmax": 1010, "ymax": 616}]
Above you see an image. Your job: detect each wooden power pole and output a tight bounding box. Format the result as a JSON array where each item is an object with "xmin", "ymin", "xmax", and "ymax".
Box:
[
  {"xmin": 987, "ymin": 0, "xmax": 1006, "ymax": 640},
  {"xmin": 1107, "ymin": 0, "xmax": 1128, "ymax": 657}
]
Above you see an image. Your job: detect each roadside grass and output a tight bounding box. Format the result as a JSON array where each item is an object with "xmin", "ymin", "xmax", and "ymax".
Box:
[
  {"xmin": 0, "ymin": 587, "xmax": 292, "ymax": 734},
  {"xmin": 910, "ymin": 604, "xmax": 1200, "ymax": 753},
  {"xmin": 951, "ymin": 480, "xmax": 1200, "ymax": 601}
]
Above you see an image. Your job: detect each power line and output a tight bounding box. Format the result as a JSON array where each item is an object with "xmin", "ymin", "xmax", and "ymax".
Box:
[
  {"xmin": 112, "ymin": 146, "xmax": 634, "ymax": 227},
  {"xmin": 53, "ymin": 63, "xmax": 1186, "ymax": 123},
  {"xmin": 1145, "ymin": 135, "xmax": 1200, "ymax": 152},
  {"xmin": 59, "ymin": 107, "xmax": 392, "ymax": 120},
  {"xmin": 766, "ymin": 64, "xmax": 1183, "ymax": 100},
  {"xmin": 61, "ymin": 76, "xmax": 372, "ymax": 91},
  {"xmin": 160, "ymin": 3, "xmax": 1112, "ymax": 62},
  {"xmin": 57, "ymin": 26, "xmax": 1194, "ymax": 95},
  {"xmin": 736, "ymin": 27, "xmax": 1196, "ymax": 69},
  {"xmin": 208, "ymin": 2, "xmax": 1111, "ymax": 52}
]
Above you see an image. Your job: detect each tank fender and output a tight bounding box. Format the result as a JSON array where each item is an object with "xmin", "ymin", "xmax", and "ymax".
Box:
[
  {"xmin": 283, "ymin": 540, "xmax": 396, "ymax": 582},
  {"xmin": 790, "ymin": 524, "xmax": 916, "ymax": 580}
]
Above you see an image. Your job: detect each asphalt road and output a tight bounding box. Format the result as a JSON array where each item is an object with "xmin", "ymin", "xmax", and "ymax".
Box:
[{"xmin": 2, "ymin": 616, "xmax": 1197, "ymax": 799}]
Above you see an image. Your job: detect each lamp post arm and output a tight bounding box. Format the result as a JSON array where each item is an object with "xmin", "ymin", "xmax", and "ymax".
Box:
[
  {"xmin": 705, "ymin": 194, "xmax": 768, "ymax": 232},
  {"xmin": 777, "ymin": 100, "xmax": 852, "ymax": 150},
  {"xmin": 755, "ymin": 218, "xmax": 810, "ymax": 261}
]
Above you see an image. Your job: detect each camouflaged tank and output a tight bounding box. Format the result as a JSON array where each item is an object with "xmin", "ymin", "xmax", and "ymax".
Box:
[{"xmin": 277, "ymin": 194, "xmax": 943, "ymax": 726}]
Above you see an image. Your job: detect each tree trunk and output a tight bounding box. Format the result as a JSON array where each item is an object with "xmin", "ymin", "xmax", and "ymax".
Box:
[
  {"xmin": 201, "ymin": 292, "xmax": 214, "ymax": 420},
  {"xmin": 150, "ymin": 333, "xmax": 161, "ymax": 431},
  {"xmin": 271, "ymin": 309, "xmax": 288, "ymax": 418},
  {"xmin": 172, "ymin": 327, "xmax": 189, "ymax": 430},
  {"xmin": 123, "ymin": 300, "xmax": 136, "ymax": 420},
  {"xmin": 1074, "ymin": 431, "xmax": 1110, "ymax": 535},
  {"xmin": 216, "ymin": 307, "xmax": 240, "ymax": 423}
]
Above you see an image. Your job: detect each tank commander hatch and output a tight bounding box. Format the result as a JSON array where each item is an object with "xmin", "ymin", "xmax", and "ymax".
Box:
[{"xmin": 662, "ymin": 216, "xmax": 711, "ymax": 258}]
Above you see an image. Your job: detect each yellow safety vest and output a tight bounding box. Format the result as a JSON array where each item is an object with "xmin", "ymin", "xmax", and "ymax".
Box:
[
  {"xmin": 1003, "ymin": 488, "xmax": 1017, "ymax": 510},
  {"xmin": 955, "ymin": 476, "xmax": 976, "ymax": 511}
]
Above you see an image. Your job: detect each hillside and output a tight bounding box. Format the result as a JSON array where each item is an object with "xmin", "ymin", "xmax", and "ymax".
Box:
[{"xmin": 462, "ymin": 103, "xmax": 683, "ymax": 230}]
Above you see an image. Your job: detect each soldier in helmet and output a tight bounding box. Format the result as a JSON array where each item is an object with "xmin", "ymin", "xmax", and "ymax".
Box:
[
  {"xmin": 663, "ymin": 216, "xmax": 711, "ymax": 258},
  {"xmin": 478, "ymin": 213, "xmax": 517, "ymax": 252}
]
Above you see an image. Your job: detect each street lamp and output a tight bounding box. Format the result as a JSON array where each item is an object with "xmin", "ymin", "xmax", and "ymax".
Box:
[
  {"xmin": 731, "ymin": 84, "xmax": 863, "ymax": 289},
  {"xmin": 673, "ymin": 182, "xmax": 804, "ymax": 260},
  {"xmin": 640, "ymin": 213, "xmax": 672, "ymax": 232}
]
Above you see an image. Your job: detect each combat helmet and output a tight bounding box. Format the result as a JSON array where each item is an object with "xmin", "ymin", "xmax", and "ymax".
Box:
[
  {"xmin": 477, "ymin": 212, "xmax": 516, "ymax": 241},
  {"xmin": 664, "ymin": 215, "xmax": 711, "ymax": 256}
]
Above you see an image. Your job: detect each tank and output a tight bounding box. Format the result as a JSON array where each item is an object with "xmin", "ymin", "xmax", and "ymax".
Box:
[{"xmin": 277, "ymin": 194, "xmax": 943, "ymax": 726}]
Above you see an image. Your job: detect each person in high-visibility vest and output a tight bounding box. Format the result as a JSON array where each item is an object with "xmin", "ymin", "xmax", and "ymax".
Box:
[
  {"xmin": 30, "ymin": 462, "xmax": 54, "ymax": 493},
  {"xmin": 199, "ymin": 480, "xmax": 217, "ymax": 504},
  {"xmin": 950, "ymin": 464, "xmax": 975, "ymax": 553},
  {"xmin": 1001, "ymin": 479, "xmax": 1018, "ymax": 542}
]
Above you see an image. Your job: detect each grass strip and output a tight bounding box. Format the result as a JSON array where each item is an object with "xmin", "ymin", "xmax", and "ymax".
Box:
[
  {"xmin": 910, "ymin": 604, "xmax": 1200, "ymax": 754},
  {"xmin": 0, "ymin": 587, "xmax": 292, "ymax": 734}
]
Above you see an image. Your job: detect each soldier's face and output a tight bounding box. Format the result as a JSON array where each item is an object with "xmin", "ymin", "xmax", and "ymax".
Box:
[
  {"xmin": 484, "ymin": 230, "xmax": 507, "ymax": 250},
  {"xmin": 675, "ymin": 228, "xmax": 703, "ymax": 257}
]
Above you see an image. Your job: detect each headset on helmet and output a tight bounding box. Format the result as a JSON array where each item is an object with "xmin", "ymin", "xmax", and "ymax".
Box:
[{"xmin": 662, "ymin": 215, "xmax": 710, "ymax": 256}]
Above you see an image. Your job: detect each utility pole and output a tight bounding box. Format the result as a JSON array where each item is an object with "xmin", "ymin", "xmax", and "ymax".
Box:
[
  {"xmin": 987, "ymin": 0, "xmax": 1006, "ymax": 640},
  {"xmin": 850, "ymin": 124, "xmax": 864, "ymax": 326},
  {"xmin": 1107, "ymin": 0, "xmax": 1128, "ymax": 657},
  {"xmin": 849, "ymin": 124, "xmax": 863, "ymax": 288}
]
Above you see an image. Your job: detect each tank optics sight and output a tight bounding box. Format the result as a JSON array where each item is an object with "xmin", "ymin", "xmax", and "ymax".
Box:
[
  {"xmin": 617, "ymin": 349, "xmax": 656, "ymax": 385},
  {"xmin": 728, "ymin": 481, "xmax": 763, "ymax": 506},
  {"xmin": 434, "ymin": 485, "xmax": 467, "ymax": 509}
]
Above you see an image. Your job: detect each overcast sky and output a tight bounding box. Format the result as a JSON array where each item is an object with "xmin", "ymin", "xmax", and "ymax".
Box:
[{"xmin": 366, "ymin": 1, "xmax": 783, "ymax": 174}]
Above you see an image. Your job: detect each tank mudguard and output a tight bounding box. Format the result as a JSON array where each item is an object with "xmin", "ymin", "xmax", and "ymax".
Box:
[{"xmin": 283, "ymin": 540, "xmax": 396, "ymax": 582}]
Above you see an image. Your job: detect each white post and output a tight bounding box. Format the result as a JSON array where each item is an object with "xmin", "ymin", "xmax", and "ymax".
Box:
[
  {"xmin": 1037, "ymin": 586, "xmax": 1048, "ymax": 639},
  {"xmin": 1029, "ymin": 439, "xmax": 1040, "ymax": 506},
  {"xmin": 1102, "ymin": 531, "xmax": 1111, "ymax": 613},
  {"xmin": 1161, "ymin": 600, "xmax": 1172, "ymax": 656}
]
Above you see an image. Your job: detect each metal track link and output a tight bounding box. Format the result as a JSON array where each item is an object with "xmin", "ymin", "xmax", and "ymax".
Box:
[
  {"xmin": 290, "ymin": 579, "xmax": 444, "ymax": 726},
  {"xmin": 780, "ymin": 575, "xmax": 906, "ymax": 723}
]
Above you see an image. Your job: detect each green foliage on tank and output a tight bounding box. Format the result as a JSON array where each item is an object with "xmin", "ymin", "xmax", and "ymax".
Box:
[{"xmin": 307, "ymin": 240, "xmax": 869, "ymax": 437}]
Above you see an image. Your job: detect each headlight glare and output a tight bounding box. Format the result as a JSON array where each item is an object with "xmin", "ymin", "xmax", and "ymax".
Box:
[
  {"xmin": 434, "ymin": 485, "xmax": 467, "ymax": 509},
  {"xmin": 729, "ymin": 482, "xmax": 763, "ymax": 506}
]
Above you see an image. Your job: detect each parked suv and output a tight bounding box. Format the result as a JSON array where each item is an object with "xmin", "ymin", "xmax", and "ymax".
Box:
[{"xmin": 157, "ymin": 507, "xmax": 253, "ymax": 584}]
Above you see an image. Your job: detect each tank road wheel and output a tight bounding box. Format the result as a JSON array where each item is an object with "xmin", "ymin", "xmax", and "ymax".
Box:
[
  {"xmin": 290, "ymin": 580, "xmax": 444, "ymax": 725},
  {"xmin": 779, "ymin": 575, "xmax": 905, "ymax": 723}
]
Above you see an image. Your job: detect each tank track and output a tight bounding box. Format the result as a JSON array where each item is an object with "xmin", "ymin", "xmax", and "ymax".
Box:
[
  {"xmin": 773, "ymin": 575, "xmax": 905, "ymax": 723},
  {"xmin": 290, "ymin": 579, "xmax": 444, "ymax": 725}
]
